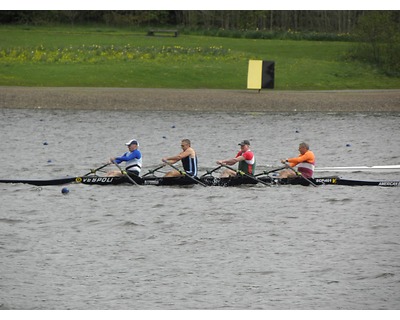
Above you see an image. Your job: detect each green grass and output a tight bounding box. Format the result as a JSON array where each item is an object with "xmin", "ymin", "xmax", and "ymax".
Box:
[{"xmin": 1, "ymin": 25, "xmax": 399, "ymax": 90}]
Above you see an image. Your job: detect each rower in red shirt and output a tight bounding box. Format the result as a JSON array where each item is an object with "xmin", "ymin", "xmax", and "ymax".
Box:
[
  {"xmin": 280, "ymin": 142, "xmax": 315, "ymax": 178},
  {"xmin": 217, "ymin": 140, "xmax": 256, "ymax": 178}
]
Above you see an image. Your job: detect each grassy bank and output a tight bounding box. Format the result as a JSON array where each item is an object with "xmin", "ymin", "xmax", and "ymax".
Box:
[{"xmin": 1, "ymin": 25, "xmax": 399, "ymax": 90}]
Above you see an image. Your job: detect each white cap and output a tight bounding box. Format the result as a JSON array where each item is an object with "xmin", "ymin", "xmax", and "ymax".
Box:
[{"xmin": 125, "ymin": 139, "xmax": 139, "ymax": 147}]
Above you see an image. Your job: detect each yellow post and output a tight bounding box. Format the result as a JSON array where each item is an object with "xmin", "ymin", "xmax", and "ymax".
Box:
[{"xmin": 247, "ymin": 60, "xmax": 263, "ymax": 90}]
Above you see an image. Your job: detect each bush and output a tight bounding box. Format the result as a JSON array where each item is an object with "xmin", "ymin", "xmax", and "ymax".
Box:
[{"xmin": 351, "ymin": 11, "xmax": 400, "ymax": 76}]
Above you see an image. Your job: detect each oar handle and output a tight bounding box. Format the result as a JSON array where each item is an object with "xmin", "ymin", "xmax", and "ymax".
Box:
[
  {"xmin": 162, "ymin": 159, "xmax": 185, "ymax": 175},
  {"xmin": 112, "ymin": 160, "xmax": 140, "ymax": 186},
  {"xmin": 220, "ymin": 164, "xmax": 270, "ymax": 186},
  {"xmin": 162, "ymin": 159, "xmax": 207, "ymax": 187}
]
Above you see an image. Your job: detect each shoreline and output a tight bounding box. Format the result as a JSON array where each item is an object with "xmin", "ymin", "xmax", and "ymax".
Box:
[{"xmin": 1, "ymin": 86, "xmax": 400, "ymax": 112}]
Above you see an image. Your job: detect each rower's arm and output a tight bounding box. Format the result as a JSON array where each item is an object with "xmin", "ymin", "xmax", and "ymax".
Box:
[
  {"xmin": 218, "ymin": 155, "xmax": 245, "ymax": 165},
  {"xmin": 163, "ymin": 148, "xmax": 193, "ymax": 163},
  {"xmin": 288, "ymin": 152, "xmax": 313, "ymax": 166}
]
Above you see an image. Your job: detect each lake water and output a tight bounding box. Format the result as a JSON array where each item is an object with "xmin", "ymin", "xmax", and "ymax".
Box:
[{"xmin": 0, "ymin": 108, "xmax": 399, "ymax": 309}]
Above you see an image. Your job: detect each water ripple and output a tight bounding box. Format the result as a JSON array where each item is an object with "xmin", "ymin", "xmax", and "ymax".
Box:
[{"xmin": 1, "ymin": 109, "xmax": 399, "ymax": 309}]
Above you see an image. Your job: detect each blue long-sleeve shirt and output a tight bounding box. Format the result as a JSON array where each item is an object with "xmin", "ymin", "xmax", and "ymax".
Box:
[
  {"xmin": 115, "ymin": 149, "xmax": 142, "ymax": 164},
  {"xmin": 115, "ymin": 149, "xmax": 142, "ymax": 174}
]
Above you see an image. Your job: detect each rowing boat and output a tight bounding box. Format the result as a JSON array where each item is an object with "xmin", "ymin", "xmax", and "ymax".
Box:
[
  {"xmin": 1, "ymin": 174, "xmax": 399, "ymax": 187},
  {"xmin": 203, "ymin": 175, "xmax": 400, "ymax": 187}
]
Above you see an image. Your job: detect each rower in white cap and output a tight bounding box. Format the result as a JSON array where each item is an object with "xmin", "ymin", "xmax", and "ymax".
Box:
[{"xmin": 106, "ymin": 139, "xmax": 142, "ymax": 177}]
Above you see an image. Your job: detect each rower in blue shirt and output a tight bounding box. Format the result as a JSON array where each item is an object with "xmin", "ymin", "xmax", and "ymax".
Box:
[{"xmin": 106, "ymin": 139, "xmax": 142, "ymax": 176}]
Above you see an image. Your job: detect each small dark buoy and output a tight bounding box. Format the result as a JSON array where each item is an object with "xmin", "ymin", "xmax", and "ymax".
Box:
[
  {"xmin": 346, "ymin": 143, "xmax": 351, "ymax": 147},
  {"xmin": 47, "ymin": 159, "xmax": 52, "ymax": 163},
  {"xmin": 43, "ymin": 142, "xmax": 48, "ymax": 145},
  {"xmin": 61, "ymin": 187, "xmax": 69, "ymax": 194},
  {"xmin": 295, "ymin": 129, "xmax": 299, "ymax": 133},
  {"xmin": 162, "ymin": 136, "xmax": 167, "ymax": 139},
  {"xmin": 171, "ymin": 125, "xmax": 176, "ymax": 128}
]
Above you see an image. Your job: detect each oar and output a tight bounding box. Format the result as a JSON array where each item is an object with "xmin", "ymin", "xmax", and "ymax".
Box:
[
  {"xmin": 284, "ymin": 162, "xmax": 318, "ymax": 187},
  {"xmin": 254, "ymin": 166, "xmax": 287, "ymax": 177},
  {"xmin": 200, "ymin": 165, "xmax": 222, "ymax": 178},
  {"xmin": 112, "ymin": 161, "xmax": 140, "ymax": 186},
  {"xmin": 84, "ymin": 163, "xmax": 111, "ymax": 176},
  {"xmin": 141, "ymin": 164, "xmax": 165, "ymax": 177},
  {"xmin": 162, "ymin": 159, "xmax": 207, "ymax": 187},
  {"xmin": 220, "ymin": 164, "xmax": 270, "ymax": 186}
]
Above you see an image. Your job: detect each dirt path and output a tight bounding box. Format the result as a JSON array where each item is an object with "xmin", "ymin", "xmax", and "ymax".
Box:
[{"xmin": 1, "ymin": 86, "xmax": 399, "ymax": 112}]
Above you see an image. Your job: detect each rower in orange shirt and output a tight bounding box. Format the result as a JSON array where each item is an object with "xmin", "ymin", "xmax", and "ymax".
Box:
[{"xmin": 280, "ymin": 142, "xmax": 315, "ymax": 178}]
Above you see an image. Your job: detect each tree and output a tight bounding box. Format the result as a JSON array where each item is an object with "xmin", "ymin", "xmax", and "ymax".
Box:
[{"xmin": 353, "ymin": 11, "xmax": 400, "ymax": 75}]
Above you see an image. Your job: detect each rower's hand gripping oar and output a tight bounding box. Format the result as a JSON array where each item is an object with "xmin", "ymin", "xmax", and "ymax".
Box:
[
  {"xmin": 112, "ymin": 160, "xmax": 140, "ymax": 186},
  {"xmin": 219, "ymin": 164, "xmax": 270, "ymax": 186},
  {"xmin": 284, "ymin": 162, "xmax": 317, "ymax": 187},
  {"xmin": 162, "ymin": 159, "xmax": 207, "ymax": 187},
  {"xmin": 84, "ymin": 163, "xmax": 111, "ymax": 176}
]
